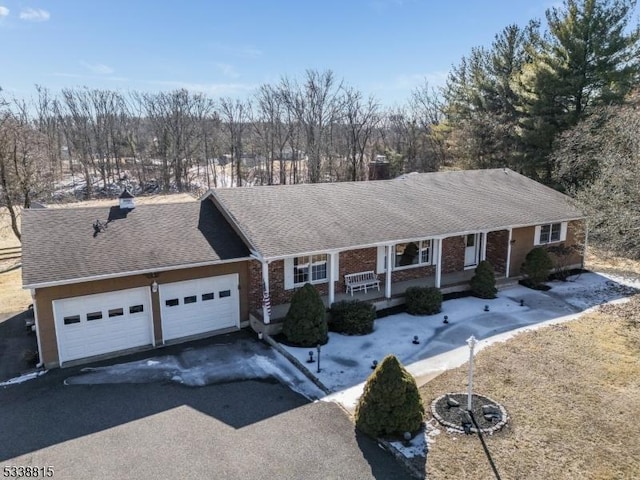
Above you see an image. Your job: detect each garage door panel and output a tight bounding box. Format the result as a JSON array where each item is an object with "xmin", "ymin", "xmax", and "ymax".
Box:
[
  {"xmin": 160, "ymin": 274, "xmax": 240, "ymax": 342},
  {"xmin": 54, "ymin": 287, "xmax": 153, "ymax": 364}
]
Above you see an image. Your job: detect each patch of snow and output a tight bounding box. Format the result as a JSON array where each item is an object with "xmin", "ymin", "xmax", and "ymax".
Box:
[
  {"xmin": 0, "ymin": 370, "xmax": 46, "ymax": 386},
  {"xmin": 390, "ymin": 430, "xmax": 428, "ymax": 458},
  {"xmin": 306, "ymin": 272, "xmax": 640, "ymax": 412},
  {"xmin": 63, "ymin": 337, "xmax": 325, "ymax": 400},
  {"xmin": 60, "ymin": 271, "xmax": 638, "ymax": 424}
]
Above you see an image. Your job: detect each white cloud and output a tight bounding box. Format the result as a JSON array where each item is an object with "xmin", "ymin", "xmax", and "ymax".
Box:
[
  {"xmin": 20, "ymin": 8, "xmax": 50, "ymax": 22},
  {"xmin": 51, "ymin": 72, "xmax": 128, "ymax": 82},
  {"xmin": 209, "ymin": 42, "xmax": 262, "ymax": 58},
  {"xmin": 81, "ymin": 62, "xmax": 115, "ymax": 75},
  {"xmin": 214, "ymin": 63, "xmax": 240, "ymax": 79},
  {"xmin": 0, "ymin": 6, "xmax": 9, "ymax": 17},
  {"xmin": 151, "ymin": 80, "xmax": 256, "ymax": 96}
]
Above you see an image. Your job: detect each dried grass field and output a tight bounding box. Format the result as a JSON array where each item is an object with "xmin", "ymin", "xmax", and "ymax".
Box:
[{"xmin": 421, "ymin": 253, "xmax": 640, "ymax": 479}]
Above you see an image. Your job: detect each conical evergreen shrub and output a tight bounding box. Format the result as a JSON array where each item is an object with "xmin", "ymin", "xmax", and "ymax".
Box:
[
  {"xmin": 282, "ymin": 283, "xmax": 328, "ymax": 346},
  {"xmin": 470, "ymin": 260, "xmax": 498, "ymax": 299},
  {"xmin": 355, "ymin": 354, "xmax": 424, "ymax": 438},
  {"xmin": 521, "ymin": 247, "xmax": 553, "ymax": 287}
]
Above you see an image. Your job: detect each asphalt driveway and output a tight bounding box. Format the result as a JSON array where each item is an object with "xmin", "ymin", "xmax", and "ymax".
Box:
[
  {"xmin": 0, "ymin": 360, "xmax": 412, "ymax": 480},
  {"xmin": 0, "ymin": 310, "xmax": 37, "ymax": 381}
]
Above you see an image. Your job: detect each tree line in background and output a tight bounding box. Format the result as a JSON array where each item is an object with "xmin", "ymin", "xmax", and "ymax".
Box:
[
  {"xmin": 1, "ymin": 0, "xmax": 640, "ymax": 256},
  {"xmin": 0, "ymin": 70, "xmax": 443, "ymax": 201}
]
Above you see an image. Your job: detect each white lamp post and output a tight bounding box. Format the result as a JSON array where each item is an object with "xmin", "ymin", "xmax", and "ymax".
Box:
[{"xmin": 466, "ymin": 335, "xmax": 478, "ymax": 411}]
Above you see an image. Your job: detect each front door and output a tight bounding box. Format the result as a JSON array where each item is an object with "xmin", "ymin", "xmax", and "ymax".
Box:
[{"xmin": 464, "ymin": 233, "xmax": 480, "ymax": 268}]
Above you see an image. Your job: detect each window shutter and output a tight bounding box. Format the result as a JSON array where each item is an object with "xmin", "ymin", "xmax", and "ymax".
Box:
[
  {"xmin": 533, "ymin": 226, "xmax": 542, "ymax": 246},
  {"xmin": 376, "ymin": 246, "xmax": 386, "ymax": 274},
  {"xmin": 284, "ymin": 257, "xmax": 294, "ymax": 290},
  {"xmin": 560, "ymin": 222, "xmax": 568, "ymax": 242}
]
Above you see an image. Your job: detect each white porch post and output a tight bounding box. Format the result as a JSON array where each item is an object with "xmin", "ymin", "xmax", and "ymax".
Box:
[
  {"xmin": 505, "ymin": 228, "xmax": 513, "ymax": 278},
  {"xmin": 435, "ymin": 238, "xmax": 443, "ymax": 288},
  {"xmin": 481, "ymin": 231, "xmax": 488, "ymax": 262},
  {"xmin": 328, "ymin": 252, "xmax": 336, "ymax": 305},
  {"xmin": 261, "ymin": 260, "xmax": 271, "ymax": 324},
  {"xmin": 385, "ymin": 244, "xmax": 393, "ymax": 299}
]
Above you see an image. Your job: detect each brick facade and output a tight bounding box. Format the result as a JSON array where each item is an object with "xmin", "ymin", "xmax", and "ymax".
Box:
[
  {"xmin": 251, "ymin": 230, "xmax": 521, "ymax": 311},
  {"xmin": 254, "ymin": 246, "xmax": 444, "ymax": 310},
  {"xmin": 249, "ymin": 258, "xmax": 330, "ymax": 311},
  {"xmin": 337, "ymin": 247, "xmax": 378, "ymax": 294},
  {"xmin": 442, "ymin": 236, "xmax": 465, "ymax": 273},
  {"xmin": 486, "ymin": 230, "xmax": 509, "ymax": 276}
]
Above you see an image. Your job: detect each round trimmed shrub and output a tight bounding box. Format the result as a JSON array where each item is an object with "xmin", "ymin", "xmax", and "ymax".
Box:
[
  {"xmin": 355, "ymin": 354, "xmax": 425, "ymax": 438},
  {"xmin": 521, "ymin": 247, "xmax": 554, "ymax": 287},
  {"xmin": 329, "ymin": 300, "xmax": 375, "ymax": 335},
  {"xmin": 470, "ymin": 260, "xmax": 498, "ymax": 299},
  {"xmin": 282, "ymin": 283, "xmax": 328, "ymax": 346},
  {"xmin": 405, "ymin": 286, "xmax": 442, "ymax": 315}
]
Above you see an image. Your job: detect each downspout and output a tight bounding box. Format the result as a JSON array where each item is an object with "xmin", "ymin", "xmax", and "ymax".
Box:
[
  {"xmin": 505, "ymin": 228, "xmax": 513, "ymax": 278},
  {"xmin": 435, "ymin": 238, "xmax": 443, "ymax": 288},
  {"xmin": 31, "ymin": 289, "xmax": 44, "ymax": 369}
]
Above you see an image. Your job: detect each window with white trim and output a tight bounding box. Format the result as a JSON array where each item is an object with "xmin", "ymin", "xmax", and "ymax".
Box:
[
  {"xmin": 538, "ymin": 223, "xmax": 562, "ymax": 244},
  {"xmin": 393, "ymin": 240, "xmax": 433, "ymax": 269},
  {"xmin": 293, "ymin": 254, "xmax": 328, "ymax": 285}
]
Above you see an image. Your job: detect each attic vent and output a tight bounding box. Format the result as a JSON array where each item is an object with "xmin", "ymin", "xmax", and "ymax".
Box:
[
  {"xmin": 119, "ymin": 189, "xmax": 135, "ymax": 210},
  {"xmin": 93, "ymin": 219, "xmax": 108, "ymax": 235}
]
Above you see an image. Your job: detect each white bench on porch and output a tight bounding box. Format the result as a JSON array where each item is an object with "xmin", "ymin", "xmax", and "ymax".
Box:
[{"xmin": 344, "ymin": 271, "xmax": 381, "ymax": 296}]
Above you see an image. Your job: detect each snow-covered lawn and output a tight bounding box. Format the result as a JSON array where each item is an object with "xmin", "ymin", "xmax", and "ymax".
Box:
[{"xmin": 280, "ymin": 272, "xmax": 640, "ymax": 408}]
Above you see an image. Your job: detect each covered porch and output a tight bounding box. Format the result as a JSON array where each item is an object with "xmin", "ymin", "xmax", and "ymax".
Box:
[{"xmin": 250, "ymin": 269, "xmax": 517, "ymax": 335}]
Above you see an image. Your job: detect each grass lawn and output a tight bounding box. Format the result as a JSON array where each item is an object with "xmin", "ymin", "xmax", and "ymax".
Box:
[{"xmin": 420, "ymin": 296, "xmax": 640, "ymax": 479}]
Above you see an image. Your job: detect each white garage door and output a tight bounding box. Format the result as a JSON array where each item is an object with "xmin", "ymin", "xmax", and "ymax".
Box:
[
  {"xmin": 53, "ymin": 287, "xmax": 153, "ymax": 364},
  {"xmin": 159, "ymin": 274, "xmax": 240, "ymax": 342}
]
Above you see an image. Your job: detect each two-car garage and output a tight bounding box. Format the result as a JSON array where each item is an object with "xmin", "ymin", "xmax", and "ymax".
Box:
[{"xmin": 51, "ymin": 274, "xmax": 241, "ymax": 365}]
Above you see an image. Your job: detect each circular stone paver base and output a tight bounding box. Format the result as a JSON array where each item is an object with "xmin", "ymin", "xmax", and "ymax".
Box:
[{"xmin": 431, "ymin": 393, "xmax": 509, "ymax": 434}]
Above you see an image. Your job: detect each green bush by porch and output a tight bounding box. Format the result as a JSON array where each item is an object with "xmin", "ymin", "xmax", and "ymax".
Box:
[
  {"xmin": 355, "ymin": 354, "xmax": 425, "ymax": 438},
  {"xmin": 405, "ymin": 286, "xmax": 442, "ymax": 315},
  {"xmin": 329, "ymin": 300, "xmax": 375, "ymax": 335},
  {"xmin": 521, "ymin": 247, "xmax": 554, "ymax": 287},
  {"xmin": 282, "ymin": 283, "xmax": 328, "ymax": 346},
  {"xmin": 470, "ymin": 260, "xmax": 498, "ymax": 299}
]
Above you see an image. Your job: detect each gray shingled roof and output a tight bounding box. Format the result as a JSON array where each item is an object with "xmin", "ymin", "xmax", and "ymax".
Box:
[
  {"xmin": 211, "ymin": 168, "xmax": 584, "ymax": 259},
  {"xmin": 22, "ymin": 200, "xmax": 250, "ymax": 287}
]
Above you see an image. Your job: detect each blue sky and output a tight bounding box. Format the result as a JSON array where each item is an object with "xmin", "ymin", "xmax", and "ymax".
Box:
[{"xmin": 1, "ymin": 1, "xmax": 562, "ymax": 105}]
